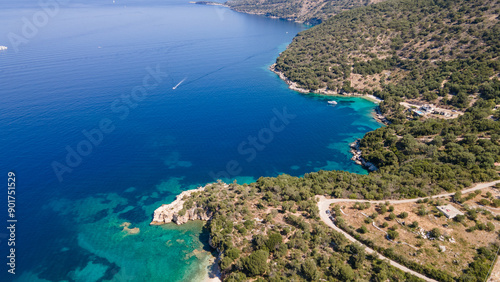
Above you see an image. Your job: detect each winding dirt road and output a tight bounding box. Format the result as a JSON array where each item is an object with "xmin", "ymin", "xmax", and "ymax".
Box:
[{"xmin": 317, "ymin": 180, "xmax": 500, "ymax": 282}]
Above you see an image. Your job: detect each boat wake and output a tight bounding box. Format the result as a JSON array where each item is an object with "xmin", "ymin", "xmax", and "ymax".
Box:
[{"xmin": 173, "ymin": 77, "xmax": 187, "ymax": 90}]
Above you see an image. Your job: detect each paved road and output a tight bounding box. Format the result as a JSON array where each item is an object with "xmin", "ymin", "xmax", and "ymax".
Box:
[{"xmin": 317, "ymin": 180, "xmax": 500, "ymax": 282}]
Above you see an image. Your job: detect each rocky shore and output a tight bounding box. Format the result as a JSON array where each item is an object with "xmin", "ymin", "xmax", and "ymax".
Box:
[
  {"xmin": 151, "ymin": 184, "xmax": 229, "ymax": 281},
  {"xmin": 270, "ymin": 63, "xmax": 311, "ymax": 94},
  {"xmin": 350, "ymin": 139, "xmax": 378, "ymax": 172},
  {"xmin": 150, "ymin": 184, "xmax": 227, "ymax": 225},
  {"xmin": 373, "ymin": 107, "xmax": 391, "ymax": 125},
  {"xmin": 270, "ymin": 64, "xmax": 386, "ymax": 105}
]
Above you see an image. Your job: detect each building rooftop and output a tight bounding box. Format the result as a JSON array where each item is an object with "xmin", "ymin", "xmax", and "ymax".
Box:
[{"xmin": 436, "ymin": 205, "xmax": 464, "ymax": 219}]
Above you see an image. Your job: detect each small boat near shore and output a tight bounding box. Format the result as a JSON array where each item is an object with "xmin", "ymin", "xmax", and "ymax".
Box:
[{"xmin": 328, "ymin": 100, "xmax": 337, "ymax": 105}]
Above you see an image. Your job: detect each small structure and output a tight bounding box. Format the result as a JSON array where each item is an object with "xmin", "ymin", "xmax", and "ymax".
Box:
[
  {"xmin": 411, "ymin": 109, "xmax": 425, "ymax": 116},
  {"xmin": 436, "ymin": 205, "xmax": 464, "ymax": 219},
  {"xmin": 421, "ymin": 104, "xmax": 434, "ymax": 113}
]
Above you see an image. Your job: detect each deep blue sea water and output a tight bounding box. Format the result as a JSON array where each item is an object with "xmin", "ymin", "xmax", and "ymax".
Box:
[{"xmin": 0, "ymin": 0, "xmax": 381, "ymax": 281}]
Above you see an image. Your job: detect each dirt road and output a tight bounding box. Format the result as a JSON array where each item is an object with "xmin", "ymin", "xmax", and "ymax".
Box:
[{"xmin": 317, "ymin": 180, "xmax": 500, "ymax": 281}]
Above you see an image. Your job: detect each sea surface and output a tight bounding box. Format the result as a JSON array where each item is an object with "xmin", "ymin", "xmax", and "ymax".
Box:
[{"xmin": 0, "ymin": 0, "xmax": 382, "ymax": 281}]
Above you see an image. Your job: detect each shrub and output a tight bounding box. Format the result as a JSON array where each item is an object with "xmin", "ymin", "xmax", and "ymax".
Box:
[
  {"xmin": 265, "ymin": 232, "xmax": 283, "ymax": 252},
  {"xmin": 379, "ymin": 205, "xmax": 387, "ymax": 214},
  {"xmin": 417, "ymin": 205, "xmax": 428, "ymax": 216},
  {"xmin": 454, "ymin": 214, "xmax": 466, "ymax": 222},
  {"xmin": 358, "ymin": 225, "xmax": 368, "ymax": 234},
  {"xmin": 387, "ymin": 230, "xmax": 399, "ymax": 240},
  {"xmin": 226, "ymin": 248, "xmax": 241, "ymax": 260},
  {"xmin": 243, "ymin": 250, "xmax": 269, "ymax": 276},
  {"xmin": 492, "ymin": 199, "xmax": 500, "ymax": 208},
  {"xmin": 302, "ymin": 259, "xmax": 318, "ymax": 280},
  {"xmin": 430, "ymin": 228, "xmax": 441, "ymax": 238},
  {"xmin": 468, "ymin": 210, "xmax": 478, "ymax": 220},
  {"xmin": 480, "ymin": 199, "xmax": 490, "ymax": 206}
]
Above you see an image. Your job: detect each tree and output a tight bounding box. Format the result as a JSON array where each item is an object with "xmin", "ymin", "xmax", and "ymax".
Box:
[
  {"xmin": 468, "ymin": 210, "xmax": 478, "ymax": 220},
  {"xmin": 454, "ymin": 214, "xmax": 466, "ymax": 222},
  {"xmin": 265, "ymin": 232, "xmax": 282, "ymax": 252},
  {"xmin": 226, "ymin": 248, "xmax": 241, "ymax": 260},
  {"xmin": 480, "ymin": 199, "xmax": 490, "ymax": 206},
  {"xmin": 417, "ymin": 205, "xmax": 428, "ymax": 216},
  {"xmin": 358, "ymin": 225, "xmax": 368, "ymax": 234},
  {"xmin": 302, "ymin": 259, "xmax": 318, "ymax": 280},
  {"xmin": 401, "ymin": 134, "xmax": 418, "ymax": 153},
  {"xmin": 379, "ymin": 205, "xmax": 387, "ymax": 214},
  {"xmin": 243, "ymin": 250, "xmax": 269, "ymax": 276},
  {"xmin": 338, "ymin": 264, "xmax": 355, "ymax": 281},
  {"xmin": 430, "ymin": 228, "xmax": 441, "ymax": 238},
  {"xmin": 387, "ymin": 229, "xmax": 399, "ymax": 240},
  {"xmin": 388, "ymin": 212, "xmax": 396, "ymax": 220},
  {"xmin": 348, "ymin": 243, "xmax": 365, "ymax": 269},
  {"xmin": 432, "ymin": 136, "xmax": 443, "ymax": 147},
  {"xmin": 399, "ymin": 212, "xmax": 408, "ymax": 219}
]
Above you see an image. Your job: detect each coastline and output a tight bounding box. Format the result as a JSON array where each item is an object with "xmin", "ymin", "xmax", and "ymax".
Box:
[
  {"xmin": 349, "ymin": 139, "xmax": 378, "ymax": 172},
  {"xmin": 151, "ymin": 64, "xmax": 389, "ymax": 281},
  {"xmin": 151, "ymin": 184, "xmax": 225, "ymax": 281},
  {"xmin": 270, "ymin": 63, "xmax": 389, "ymax": 124},
  {"xmin": 270, "ymin": 64, "xmax": 383, "ymax": 102},
  {"xmin": 190, "ymin": 1, "xmax": 229, "ymax": 8},
  {"xmin": 191, "ymin": 1, "xmax": 307, "ymax": 23}
]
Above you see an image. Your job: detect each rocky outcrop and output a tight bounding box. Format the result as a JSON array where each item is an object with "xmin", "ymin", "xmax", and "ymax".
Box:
[
  {"xmin": 350, "ymin": 139, "xmax": 378, "ymax": 172},
  {"xmin": 150, "ymin": 185, "xmax": 219, "ymax": 225}
]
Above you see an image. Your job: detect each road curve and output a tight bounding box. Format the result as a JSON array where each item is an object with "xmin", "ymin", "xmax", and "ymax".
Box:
[{"xmin": 317, "ymin": 180, "xmax": 500, "ymax": 282}]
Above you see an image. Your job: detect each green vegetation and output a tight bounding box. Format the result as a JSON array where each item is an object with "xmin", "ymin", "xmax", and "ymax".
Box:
[
  {"xmin": 185, "ymin": 181, "xmax": 427, "ymax": 281},
  {"xmin": 276, "ymin": 0, "xmax": 500, "ymax": 105},
  {"xmin": 172, "ymin": 0, "xmax": 500, "ymax": 280}
]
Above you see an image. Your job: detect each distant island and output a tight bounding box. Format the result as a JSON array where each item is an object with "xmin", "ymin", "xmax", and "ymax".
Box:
[
  {"xmin": 154, "ymin": 0, "xmax": 500, "ymax": 281},
  {"xmin": 192, "ymin": 1, "xmax": 228, "ymax": 7}
]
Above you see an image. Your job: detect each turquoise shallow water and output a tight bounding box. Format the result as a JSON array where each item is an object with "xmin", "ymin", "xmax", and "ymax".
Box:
[{"xmin": 0, "ymin": 0, "xmax": 381, "ymax": 281}]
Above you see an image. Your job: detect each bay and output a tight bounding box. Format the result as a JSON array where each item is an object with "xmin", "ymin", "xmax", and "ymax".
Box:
[{"xmin": 0, "ymin": 1, "xmax": 381, "ymax": 280}]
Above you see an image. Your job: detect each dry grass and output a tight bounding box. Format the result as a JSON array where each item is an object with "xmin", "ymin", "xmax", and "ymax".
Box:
[{"xmin": 335, "ymin": 195, "xmax": 500, "ymax": 277}]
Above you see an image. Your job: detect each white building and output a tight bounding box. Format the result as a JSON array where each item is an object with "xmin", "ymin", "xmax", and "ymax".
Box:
[{"xmin": 436, "ymin": 205, "xmax": 463, "ymax": 219}]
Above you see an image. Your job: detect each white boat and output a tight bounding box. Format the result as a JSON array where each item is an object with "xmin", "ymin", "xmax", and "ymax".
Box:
[
  {"xmin": 328, "ymin": 100, "xmax": 337, "ymax": 105},
  {"xmin": 0, "ymin": 46, "xmax": 8, "ymax": 51}
]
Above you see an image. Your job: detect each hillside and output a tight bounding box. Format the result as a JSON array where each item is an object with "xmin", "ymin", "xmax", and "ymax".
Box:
[
  {"xmin": 275, "ymin": 0, "xmax": 500, "ymax": 116},
  {"xmin": 224, "ymin": 0, "xmax": 381, "ymax": 24}
]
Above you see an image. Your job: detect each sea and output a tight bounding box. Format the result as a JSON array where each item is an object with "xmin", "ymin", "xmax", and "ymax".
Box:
[{"xmin": 0, "ymin": 0, "xmax": 382, "ymax": 281}]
